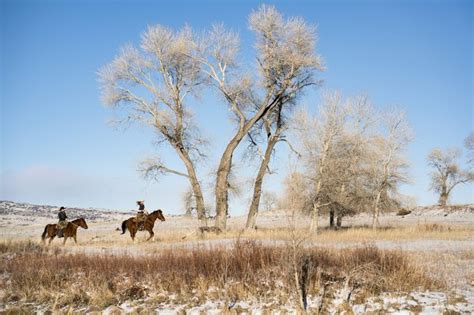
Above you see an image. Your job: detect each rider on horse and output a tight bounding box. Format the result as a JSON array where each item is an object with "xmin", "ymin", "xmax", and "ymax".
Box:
[
  {"xmin": 57, "ymin": 206, "xmax": 68, "ymax": 237},
  {"xmin": 136, "ymin": 200, "xmax": 148, "ymax": 231}
]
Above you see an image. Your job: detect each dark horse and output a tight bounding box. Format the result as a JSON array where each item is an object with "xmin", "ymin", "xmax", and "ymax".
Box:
[
  {"xmin": 41, "ymin": 218, "xmax": 89, "ymax": 245},
  {"xmin": 121, "ymin": 209, "xmax": 165, "ymax": 241}
]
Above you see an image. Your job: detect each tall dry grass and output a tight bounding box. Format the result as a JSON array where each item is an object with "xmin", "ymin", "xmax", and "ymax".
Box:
[
  {"xmin": 0, "ymin": 239, "xmax": 441, "ymax": 312},
  {"xmin": 233, "ymin": 223, "xmax": 473, "ymax": 243}
]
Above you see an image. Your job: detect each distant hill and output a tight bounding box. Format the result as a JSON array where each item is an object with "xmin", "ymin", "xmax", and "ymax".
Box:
[
  {"xmin": 409, "ymin": 204, "xmax": 474, "ymax": 216},
  {"xmin": 0, "ymin": 200, "xmax": 135, "ymax": 222}
]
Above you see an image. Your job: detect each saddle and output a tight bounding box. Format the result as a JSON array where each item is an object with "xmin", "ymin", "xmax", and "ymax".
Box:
[
  {"xmin": 57, "ymin": 220, "xmax": 68, "ymax": 237},
  {"xmin": 136, "ymin": 212, "xmax": 147, "ymax": 231}
]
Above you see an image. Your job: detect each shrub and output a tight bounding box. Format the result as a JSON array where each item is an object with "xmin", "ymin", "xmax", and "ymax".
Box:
[{"xmin": 396, "ymin": 208, "xmax": 412, "ymax": 216}]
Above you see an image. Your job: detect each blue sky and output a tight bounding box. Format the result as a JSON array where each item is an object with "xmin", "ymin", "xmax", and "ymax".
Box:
[{"xmin": 1, "ymin": 0, "xmax": 472, "ymax": 214}]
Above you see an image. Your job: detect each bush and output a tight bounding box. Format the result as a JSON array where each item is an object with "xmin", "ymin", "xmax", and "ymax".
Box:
[{"xmin": 396, "ymin": 208, "xmax": 412, "ymax": 216}]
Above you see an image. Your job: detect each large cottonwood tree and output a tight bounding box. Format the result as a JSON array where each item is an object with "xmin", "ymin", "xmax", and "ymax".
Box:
[
  {"xmin": 99, "ymin": 26, "xmax": 208, "ymax": 223},
  {"xmin": 193, "ymin": 5, "xmax": 322, "ymax": 229}
]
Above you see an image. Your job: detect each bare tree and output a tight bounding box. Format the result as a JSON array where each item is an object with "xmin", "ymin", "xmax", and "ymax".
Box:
[
  {"xmin": 182, "ymin": 186, "xmax": 195, "ymax": 216},
  {"xmin": 369, "ymin": 110, "xmax": 412, "ymax": 230},
  {"xmin": 427, "ymin": 148, "xmax": 473, "ymax": 207},
  {"xmin": 245, "ymin": 112, "xmax": 285, "ymax": 229},
  {"xmin": 261, "ymin": 191, "xmax": 278, "ymax": 212},
  {"xmin": 245, "ymin": 7, "xmax": 323, "ymax": 229},
  {"xmin": 287, "ymin": 94, "xmax": 411, "ymax": 231},
  {"xmin": 295, "ymin": 91, "xmax": 350, "ymax": 233},
  {"xmin": 245, "ymin": 101, "xmax": 311, "ymax": 228},
  {"xmin": 279, "ymin": 171, "xmax": 312, "ymax": 215},
  {"xmin": 98, "ymin": 25, "xmax": 208, "ymax": 223},
  {"xmin": 193, "ymin": 5, "xmax": 322, "ymax": 229},
  {"xmin": 323, "ymin": 96, "xmax": 377, "ymax": 228}
]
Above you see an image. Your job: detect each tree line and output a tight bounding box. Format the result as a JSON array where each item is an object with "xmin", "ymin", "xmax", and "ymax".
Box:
[{"xmin": 99, "ymin": 5, "xmax": 473, "ymax": 231}]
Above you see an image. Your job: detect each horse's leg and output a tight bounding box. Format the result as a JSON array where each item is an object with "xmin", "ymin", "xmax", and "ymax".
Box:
[
  {"xmin": 72, "ymin": 226, "xmax": 78, "ymax": 244},
  {"xmin": 48, "ymin": 236, "xmax": 54, "ymax": 245},
  {"xmin": 146, "ymin": 229, "xmax": 154, "ymax": 241},
  {"xmin": 130, "ymin": 224, "xmax": 136, "ymax": 241},
  {"xmin": 63, "ymin": 236, "xmax": 67, "ymax": 245}
]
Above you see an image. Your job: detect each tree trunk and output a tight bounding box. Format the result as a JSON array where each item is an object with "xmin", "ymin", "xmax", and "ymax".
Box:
[
  {"xmin": 336, "ymin": 184, "xmax": 345, "ymax": 229},
  {"xmin": 188, "ymin": 170, "xmax": 206, "ymax": 224},
  {"xmin": 246, "ymin": 135, "xmax": 278, "ymax": 230},
  {"xmin": 438, "ymin": 185, "xmax": 448, "ymax": 207},
  {"xmin": 372, "ymin": 190, "xmax": 382, "ymax": 231},
  {"xmin": 310, "ymin": 177, "xmax": 324, "ymax": 234},
  {"xmin": 336, "ymin": 214, "xmax": 342, "ymax": 228},
  {"xmin": 214, "ymin": 96, "xmax": 284, "ymax": 230},
  {"xmin": 185, "ymin": 208, "xmax": 192, "ymax": 216},
  {"xmin": 329, "ymin": 210, "xmax": 335, "ymax": 228},
  {"xmin": 175, "ymin": 145, "xmax": 207, "ymax": 225},
  {"xmin": 310, "ymin": 201, "xmax": 320, "ymax": 234},
  {"xmin": 214, "ymin": 133, "xmax": 244, "ymax": 230}
]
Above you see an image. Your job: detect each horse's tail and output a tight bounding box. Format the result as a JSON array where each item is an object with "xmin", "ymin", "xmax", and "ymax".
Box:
[
  {"xmin": 121, "ymin": 220, "xmax": 127, "ymax": 234},
  {"xmin": 41, "ymin": 225, "xmax": 48, "ymax": 241}
]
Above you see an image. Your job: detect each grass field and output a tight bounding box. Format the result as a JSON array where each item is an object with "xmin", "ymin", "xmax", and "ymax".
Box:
[{"xmin": 1, "ymin": 207, "xmax": 473, "ymax": 313}]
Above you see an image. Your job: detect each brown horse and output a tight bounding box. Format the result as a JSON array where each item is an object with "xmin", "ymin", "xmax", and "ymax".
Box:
[
  {"xmin": 41, "ymin": 218, "xmax": 89, "ymax": 245},
  {"xmin": 121, "ymin": 209, "xmax": 165, "ymax": 241}
]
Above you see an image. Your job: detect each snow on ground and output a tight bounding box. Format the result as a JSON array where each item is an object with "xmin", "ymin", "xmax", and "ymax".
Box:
[
  {"xmin": 87, "ymin": 290, "xmax": 474, "ymax": 314},
  {"xmin": 1, "ymin": 201, "xmax": 473, "ymax": 313}
]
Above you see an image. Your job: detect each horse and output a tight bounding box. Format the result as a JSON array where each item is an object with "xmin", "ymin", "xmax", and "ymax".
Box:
[
  {"xmin": 121, "ymin": 209, "xmax": 165, "ymax": 241},
  {"xmin": 41, "ymin": 218, "xmax": 89, "ymax": 245}
]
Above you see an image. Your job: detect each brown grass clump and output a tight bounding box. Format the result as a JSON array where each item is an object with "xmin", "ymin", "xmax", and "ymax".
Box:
[
  {"xmin": 0, "ymin": 240, "xmax": 45, "ymax": 254},
  {"xmin": 418, "ymin": 222, "xmax": 449, "ymax": 232},
  {"xmin": 0, "ymin": 240, "xmax": 441, "ymax": 312}
]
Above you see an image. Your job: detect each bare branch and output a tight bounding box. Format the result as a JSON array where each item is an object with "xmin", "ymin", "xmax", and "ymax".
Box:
[{"xmin": 138, "ymin": 157, "xmax": 189, "ymax": 180}]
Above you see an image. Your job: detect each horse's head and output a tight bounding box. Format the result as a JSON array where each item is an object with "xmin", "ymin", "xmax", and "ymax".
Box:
[
  {"xmin": 77, "ymin": 218, "xmax": 88, "ymax": 229},
  {"xmin": 152, "ymin": 209, "xmax": 166, "ymax": 222}
]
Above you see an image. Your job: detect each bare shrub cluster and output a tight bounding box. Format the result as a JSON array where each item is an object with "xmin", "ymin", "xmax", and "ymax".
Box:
[
  {"xmin": 281, "ymin": 92, "xmax": 412, "ymax": 232},
  {"xmin": 1, "ymin": 240, "xmax": 441, "ymax": 312}
]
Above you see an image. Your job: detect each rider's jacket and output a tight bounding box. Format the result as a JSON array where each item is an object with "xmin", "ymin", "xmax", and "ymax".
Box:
[{"xmin": 58, "ymin": 210, "xmax": 67, "ymax": 221}]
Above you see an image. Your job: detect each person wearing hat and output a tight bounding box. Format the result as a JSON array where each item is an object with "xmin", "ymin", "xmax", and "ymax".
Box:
[
  {"xmin": 57, "ymin": 206, "xmax": 68, "ymax": 237},
  {"xmin": 136, "ymin": 200, "xmax": 148, "ymax": 230}
]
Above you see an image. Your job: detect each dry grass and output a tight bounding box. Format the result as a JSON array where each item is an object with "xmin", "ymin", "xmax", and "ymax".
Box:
[
  {"xmin": 0, "ymin": 240, "xmax": 45, "ymax": 254},
  {"xmin": 138, "ymin": 223, "xmax": 473, "ymax": 246},
  {"xmin": 0, "ymin": 239, "xmax": 441, "ymax": 312},
  {"xmin": 103, "ymin": 223, "xmax": 473, "ymax": 245},
  {"xmin": 248, "ymin": 223, "xmax": 473, "ymax": 242}
]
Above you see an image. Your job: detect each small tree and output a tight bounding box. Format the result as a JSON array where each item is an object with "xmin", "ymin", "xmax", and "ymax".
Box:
[
  {"xmin": 323, "ymin": 95, "xmax": 376, "ymax": 228},
  {"xmin": 279, "ymin": 171, "xmax": 312, "ymax": 215},
  {"xmin": 296, "ymin": 91, "xmax": 350, "ymax": 233},
  {"xmin": 369, "ymin": 109, "xmax": 412, "ymax": 230},
  {"xmin": 182, "ymin": 186, "xmax": 195, "ymax": 216},
  {"xmin": 261, "ymin": 191, "xmax": 278, "ymax": 212},
  {"xmin": 427, "ymin": 148, "xmax": 473, "ymax": 206}
]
